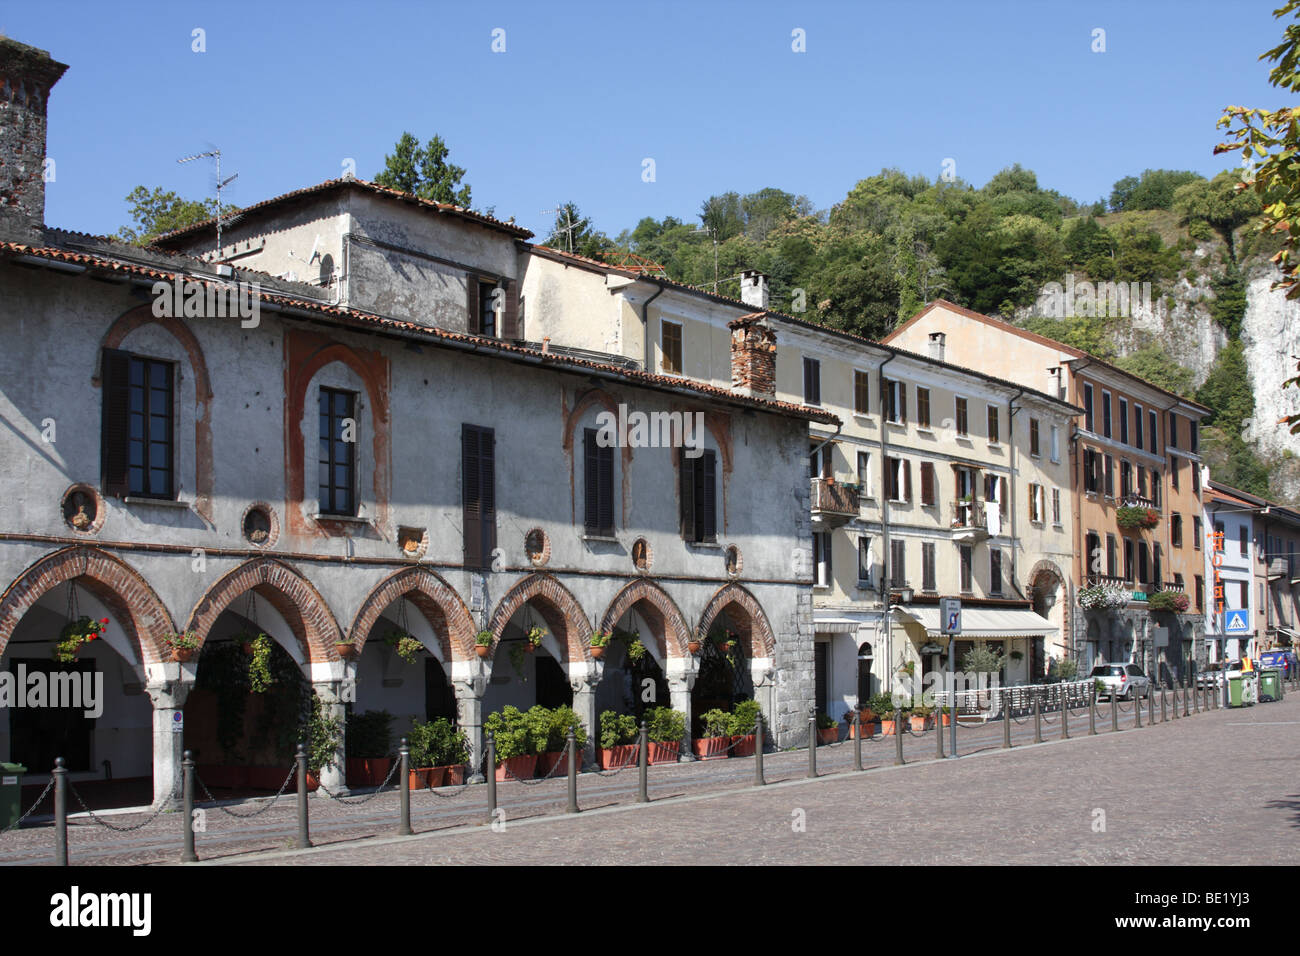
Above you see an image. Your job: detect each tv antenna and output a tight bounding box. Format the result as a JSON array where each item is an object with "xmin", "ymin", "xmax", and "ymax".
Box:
[
  {"xmin": 541, "ymin": 204, "xmax": 586, "ymax": 254},
  {"xmin": 178, "ymin": 148, "xmax": 239, "ymax": 260}
]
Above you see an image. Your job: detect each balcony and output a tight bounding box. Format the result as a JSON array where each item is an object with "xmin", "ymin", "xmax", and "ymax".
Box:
[
  {"xmin": 950, "ymin": 498, "xmax": 990, "ymax": 542},
  {"xmin": 1269, "ymin": 558, "xmax": 1289, "ymax": 580},
  {"xmin": 1121, "ymin": 494, "xmax": 1157, "ymax": 511},
  {"xmin": 810, "ymin": 477, "xmax": 859, "ymax": 529}
]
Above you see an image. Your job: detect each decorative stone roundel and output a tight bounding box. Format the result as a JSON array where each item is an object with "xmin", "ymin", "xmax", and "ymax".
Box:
[
  {"xmin": 632, "ymin": 537, "xmax": 652, "ymax": 572},
  {"xmin": 242, "ymin": 502, "xmax": 279, "ymax": 549},
  {"xmin": 525, "ymin": 528, "xmax": 550, "ymax": 567},
  {"xmin": 61, "ymin": 484, "xmax": 104, "ymax": 535}
]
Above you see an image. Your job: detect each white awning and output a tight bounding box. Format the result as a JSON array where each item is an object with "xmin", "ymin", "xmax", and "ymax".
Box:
[
  {"xmin": 893, "ymin": 605, "xmax": 1057, "ymax": 638},
  {"xmin": 813, "ymin": 617, "xmax": 866, "ymax": 634}
]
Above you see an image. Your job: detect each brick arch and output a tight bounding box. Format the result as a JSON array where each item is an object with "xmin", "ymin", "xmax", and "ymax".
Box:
[
  {"xmin": 1027, "ymin": 559, "xmax": 1065, "ymax": 589},
  {"xmin": 696, "ymin": 583, "xmax": 776, "ymax": 659},
  {"xmin": 184, "ymin": 557, "xmax": 342, "ymax": 663},
  {"xmin": 96, "ymin": 304, "xmax": 215, "ymax": 522},
  {"xmin": 600, "ymin": 579, "xmax": 692, "ymax": 659},
  {"xmin": 348, "ymin": 567, "xmax": 475, "ymax": 661},
  {"xmin": 488, "ymin": 573, "xmax": 592, "ymax": 663},
  {"xmin": 0, "ymin": 546, "xmax": 173, "ymax": 665},
  {"xmin": 284, "ymin": 329, "xmax": 392, "ymax": 537}
]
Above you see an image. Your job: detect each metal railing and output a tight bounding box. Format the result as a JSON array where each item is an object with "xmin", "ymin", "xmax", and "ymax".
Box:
[{"xmin": 810, "ymin": 477, "xmax": 859, "ymax": 516}]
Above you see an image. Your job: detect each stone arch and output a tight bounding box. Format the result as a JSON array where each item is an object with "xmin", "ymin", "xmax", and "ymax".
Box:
[
  {"xmin": 696, "ymin": 583, "xmax": 776, "ymax": 658},
  {"xmin": 0, "ymin": 546, "xmax": 173, "ymax": 665},
  {"xmin": 96, "ymin": 304, "xmax": 215, "ymax": 522},
  {"xmin": 1027, "ymin": 559, "xmax": 1065, "ymax": 590},
  {"xmin": 600, "ymin": 579, "xmax": 692, "ymax": 659},
  {"xmin": 184, "ymin": 557, "xmax": 342, "ymax": 662},
  {"xmin": 488, "ymin": 573, "xmax": 592, "ymax": 663},
  {"xmin": 348, "ymin": 566, "xmax": 475, "ymax": 661}
]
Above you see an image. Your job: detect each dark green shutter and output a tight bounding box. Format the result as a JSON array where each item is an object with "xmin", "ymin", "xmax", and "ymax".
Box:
[{"xmin": 101, "ymin": 349, "xmax": 130, "ymax": 497}]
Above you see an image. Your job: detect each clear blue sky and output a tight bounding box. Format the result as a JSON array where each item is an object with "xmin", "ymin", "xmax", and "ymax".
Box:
[{"xmin": 7, "ymin": 0, "xmax": 1292, "ymax": 241}]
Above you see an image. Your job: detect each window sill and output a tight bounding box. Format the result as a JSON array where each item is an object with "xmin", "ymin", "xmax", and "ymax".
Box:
[
  {"xmin": 988, "ymin": 442, "xmax": 1003, "ymax": 450},
  {"xmin": 813, "ymin": 584, "xmax": 832, "ymax": 592},
  {"xmin": 885, "ymin": 420, "xmax": 906, "ymax": 429},
  {"xmin": 312, "ymin": 513, "xmax": 371, "ymax": 525},
  {"xmin": 686, "ymin": 540, "xmax": 722, "ymax": 550},
  {"xmin": 915, "ymin": 427, "xmax": 935, "ymax": 437},
  {"xmin": 955, "ymin": 434, "xmax": 972, "ymax": 443},
  {"xmin": 855, "ymin": 582, "xmax": 875, "ymax": 592},
  {"xmin": 581, "ymin": 533, "xmax": 619, "ymax": 543},
  {"xmin": 122, "ymin": 496, "xmax": 190, "ymax": 509},
  {"xmin": 853, "ymin": 413, "xmax": 875, "ymax": 425}
]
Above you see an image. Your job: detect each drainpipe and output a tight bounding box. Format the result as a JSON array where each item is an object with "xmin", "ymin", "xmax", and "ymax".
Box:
[
  {"xmin": 1007, "ymin": 387, "xmax": 1026, "ymax": 600},
  {"xmin": 637, "ymin": 281, "xmax": 665, "ymax": 373},
  {"xmin": 877, "ymin": 351, "xmax": 897, "ymax": 694}
]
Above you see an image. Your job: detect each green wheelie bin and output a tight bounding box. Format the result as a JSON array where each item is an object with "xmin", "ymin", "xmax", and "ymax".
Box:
[
  {"xmin": 1260, "ymin": 668, "xmax": 1282, "ymax": 703},
  {"xmin": 0, "ymin": 762, "xmax": 27, "ymax": 829},
  {"xmin": 1227, "ymin": 674, "xmax": 1246, "ymax": 707}
]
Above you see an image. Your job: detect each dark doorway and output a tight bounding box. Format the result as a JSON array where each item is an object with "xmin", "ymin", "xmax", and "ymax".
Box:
[
  {"xmin": 814, "ymin": 642, "xmax": 828, "ymax": 716},
  {"xmin": 424, "ymin": 658, "xmax": 456, "ymax": 721},
  {"xmin": 8, "ymin": 659, "xmax": 95, "ymax": 772},
  {"xmin": 535, "ymin": 655, "xmax": 573, "ymax": 709}
]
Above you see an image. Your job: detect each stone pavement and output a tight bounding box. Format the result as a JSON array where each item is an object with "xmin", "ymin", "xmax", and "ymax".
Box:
[{"xmin": 0, "ymin": 687, "xmax": 1287, "ymax": 865}]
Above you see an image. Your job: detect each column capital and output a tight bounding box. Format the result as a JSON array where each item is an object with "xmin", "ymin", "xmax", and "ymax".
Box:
[
  {"xmin": 452, "ymin": 676, "xmax": 488, "ymax": 698},
  {"xmin": 145, "ymin": 679, "xmax": 192, "ymax": 709}
]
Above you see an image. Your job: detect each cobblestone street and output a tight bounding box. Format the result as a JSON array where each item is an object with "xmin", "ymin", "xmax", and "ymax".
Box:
[{"xmin": 2, "ymin": 690, "xmax": 1294, "ymax": 866}]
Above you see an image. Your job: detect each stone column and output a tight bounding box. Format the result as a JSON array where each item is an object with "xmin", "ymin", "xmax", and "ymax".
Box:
[
  {"xmin": 451, "ymin": 658, "xmax": 489, "ymax": 783},
  {"xmin": 145, "ymin": 663, "xmax": 193, "ymax": 809},
  {"xmin": 665, "ymin": 657, "xmax": 697, "ymax": 761},
  {"xmin": 569, "ymin": 662, "xmax": 603, "ymax": 767},
  {"xmin": 750, "ymin": 657, "xmax": 776, "ymax": 746},
  {"xmin": 311, "ymin": 679, "xmax": 348, "ymax": 795}
]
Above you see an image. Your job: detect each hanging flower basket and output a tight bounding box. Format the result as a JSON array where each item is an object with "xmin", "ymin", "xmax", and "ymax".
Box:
[
  {"xmin": 335, "ymin": 641, "xmax": 360, "ymax": 661},
  {"xmin": 1116, "ymin": 505, "xmax": 1152, "ymax": 531},
  {"xmin": 163, "ymin": 629, "xmax": 200, "ymax": 663},
  {"xmin": 524, "ymin": 625, "xmax": 546, "ymax": 652},
  {"xmin": 474, "ymin": 631, "xmax": 493, "ymax": 658},
  {"xmin": 54, "ymin": 617, "xmax": 108, "ymax": 664},
  {"xmin": 1147, "ymin": 590, "xmax": 1190, "ymax": 613}
]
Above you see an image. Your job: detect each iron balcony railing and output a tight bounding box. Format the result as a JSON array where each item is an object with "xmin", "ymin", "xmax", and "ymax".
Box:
[{"xmin": 810, "ymin": 477, "xmax": 859, "ymax": 517}]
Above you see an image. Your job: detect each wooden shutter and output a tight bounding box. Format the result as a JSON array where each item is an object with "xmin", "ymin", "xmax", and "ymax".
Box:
[
  {"xmin": 501, "ymin": 281, "xmax": 520, "ymax": 339},
  {"xmin": 679, "ymin": 449, "xmax": 695, "ymax": 540},
  {"xmin": 1000, "ymin": 477, "xmax": 1008, "ymax": 516},
  {"xmin": 920, "ymin": 462, "xmax": 934, "ymax": 505},
  {"xmin": 462, "ymin": 426, "xmax": 482, "ymax": 568},
  {"xmin": 466, "ymin": 276, "xmax": 480, "ymax": 334},
  {"xmin": 899, "ymin": 384, "xmax": 907, "ymax": 424},
  {"xmin": 903, "ymin": 460, "xmax": 912, "ymax": 502},
  {"xmin": 584, "ymin": 429, "xmax": 599, "ymax": 534},
  {"xmin": 701, "ymin": 450, "xmax": 717, "ymax": 542},
  {"xmin": 101, "ymin": 349, "xmax": 130, "ymax": 497},
  {"xmin": 598, "ymin": 443, "xmax": 614, "ymax": 535},
  {"xmin": 481, "ymin": 428, "xmax": 496, "ymax": 559}
]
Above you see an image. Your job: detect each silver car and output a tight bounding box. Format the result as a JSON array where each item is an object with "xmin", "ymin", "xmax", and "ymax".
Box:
[{"xmin": 1090, "ymin": 662, "xmax": 1152, "ymax": 700}]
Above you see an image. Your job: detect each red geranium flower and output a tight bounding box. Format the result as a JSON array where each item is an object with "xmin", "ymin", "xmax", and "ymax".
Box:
[{"xmin": 100, "ymin": 618, "xmax": 109, "ymax": 625}]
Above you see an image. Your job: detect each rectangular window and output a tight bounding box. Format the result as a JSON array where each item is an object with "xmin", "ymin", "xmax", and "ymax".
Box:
[
  {"xmin": 1153, "ymin": 544, "xmax": 1162, "ymax": 586},
  {"xmin": 886, "ymin": 457, "xmax": 911, "ymax": 502},
  {"xmin": 853, "ymin": 370, "xmax": 870, "ymax": 415},
  {"xmin": 955, "ymin": 397, "xmax": 969, "ymax": 436},
  {"xmin": 680, "ymin": 448, "xmax": 718, "ymax": 543},
  {"xmin": 920, "ymin": 461, "xmax": 936, "ymax": 506},
  {"xmin": 1192, "ymin": 461, "xmax": 1201, "ymax": 494},
  {"xmin": 857, "ymin": 536, "xmax": 873, "ymax": 586},
  {"xmin": 1151, "ymin": 469, "xmax": 1161, "ymax": 508},
  {"xmin": 1052, "ymin": 488, "xmax": 1061, "ymax": 525},
  {"xmin": 1238, "ymin": 580, "xmax": 1248, "ymax": 610},
  {"xmin": 990, "ymin": 549, "xmax": 1003, "ymax": 595},
  {"xmin": 1193, "ymin": 515, "xmax": 1203, "ymax": 551},
  {"xmin": 1239, "ymin": 525, "xmax": 1248, "ymax": 557},
  {"xmin": 661, "ymin": 320, "xmax": 682, "ymax": 375},
  {"xmin": 1120, "ymin": 460, "xmax": 1132, "ymax": 498},
  {"xmin": 857, "ymin": 450, "xmax": 871, "ymax": 497},
  {"xmin": 318, "ymin": 387, "xmax": 356, "ymax": 516},
  {"xmin": 1195, "ymin": 575, "xmax": 1204, "ymax": 611},
  {"xmin": 1171, "ymin": 513, "xmax": 1183, "ymax": 548},
  {"xmin": 1168, "ymin": 411, "xmax": 1178, "ymax": 449},
  {"xmin": 890, "ymin": 539, "xmax": 906, "ymax": 588},
  {"xmin": 1190, "ymin": 421, "xmax": 1199, "ymax": 453},
  {"xmin": 1028, "ymin": 483, "xmax": 1043, "ymax": 522},
  {"xmin": 803, "ymin": 356, "xmax": 821, "ymax": 406},
  {"xmin": 1102, "ymin": 391, "xmax": 1113, "ymax": 438},
  {"xmin": 101, "ymin": 351, "xmax": 176, "ymax": 500},
  {"xmin": 1149, "ymin": 409, "xmax": 1158, "ymax": 453},
  {"xmin": 1103, "ymin": 455, "xmax": 1115, "ymax": 498},
  {"xmin": 1086, "ymin": 532, "xmax": 1101, "ymax": 575},
  {"xmin": 1083, "ymin": 383, "xmax": 1095, "ymax": 432},
  {"xmin": 583, "ymin": 428, "xmax": 615, "ymax": 537},
  {"xmin": 917, "ymin": 387, "xmax": 931, "ymax": 428},
  {"xmin": 959, "ymin": 544, "xmax": 973, "ymax": 592},
  {"xmin": 1119, "ymin": 398, "xmax": 1129, "ymax": 444},
  {"xmin": 1134, "ymin": 404, "xmax": 1143, "ymax": 448},
  {"xmin": 467, "ymin": 278, "xmax": 500, "ymax": 337},
  {"xmin": 1084, "ymin": 448, "xmax": 1099, "ymax": 494},
  {"xmin": 1107, "ymin": 534, "xmax": 1118, "ymax": 578},
  {"xmin": 987, "ymin": 405, "xmax": 999, "ymax": 443},
  {"xmin": 885, "ymin": 379, "xmax": 906, "ymax": 424},
  {"xmin": 1029, "ymin": 418, "xmax": 1040, "ymax": 457},
  {"xmin": 1050, "ymin": 424, "xmax": 1060, "ymax": 463},
  {"xmin": 1137, "ymin": 465, "xmax": 1147, "ymax": 499},
  {"xmin": 922, "ymin": 542, "xmax": 936, "ymax": 593},
  {"xmin": 461, "ymin": 424, "xmax": 496, "ymax": 569},
  {"xmin": 813, "ymin": 532, "xmax": 832, "ymax": 587},
  {"xmin": 1170, "ymin": 456, "xmax": 1179, "ymax": 491},
  {"xmin": 1213, "ymin": 520, "xmax": 1225, "ymax": 552},
  {"xmin": 1124, "ymin": 538, "xmax": 1134, "ymax": 583},
  {"xmin": 1138, "ymin": 542, "xmax": 1149, "ymax": 586}
]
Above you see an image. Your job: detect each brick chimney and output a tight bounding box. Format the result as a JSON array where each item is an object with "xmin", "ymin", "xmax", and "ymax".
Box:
[
  {"xmin": 729, "ymin": 313, "xmax": 776, "ymax": 398},
  {"xmin": 0, "ymin": 38, "xmax": 68, "ymax": 243},
  {"xmin": 740, "ymin": 270, "xmax": 769, "ymax": 310}
]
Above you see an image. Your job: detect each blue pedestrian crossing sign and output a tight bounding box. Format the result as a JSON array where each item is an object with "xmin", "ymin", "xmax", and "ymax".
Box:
[{"xmin": 1224, "ymin": 609, "xmax": 1250, "ymax": 633}]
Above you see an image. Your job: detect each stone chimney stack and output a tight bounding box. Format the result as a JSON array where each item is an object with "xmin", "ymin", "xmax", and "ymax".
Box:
[
  {"xmin": 928, "ymin": 331, "xmax": 946, "ymax": 363},
  {"xmin": 740, "ymin": 270, "xmax": 769, "ymax": 310},
  {"xmin": 729, "ymin": 313, "xmax": 776, "ymax": 399},
  {"xmin": 0, "ymin": 38, "xmax": 68, "ymax": 243}
]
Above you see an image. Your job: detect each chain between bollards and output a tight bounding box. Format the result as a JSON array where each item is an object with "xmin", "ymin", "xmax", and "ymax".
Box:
[
  {"xmin": 398, "ymin": 738, "xmax": 412, "ymax": 836},
  {"xmin": 486, "ymin": 733, "xmax": 497, "ymax": 821},
  {"xmin": 638, "ymin": 721, "xmax": 650, "ymax": 801},
  {"xmin": 566, "ymin": 726, "xmax": 579, "ymax": 814},
  {"xmin": 807, "ymin": 712, "xmax": 817, "ymax": 779},
  {"xmin": 53, "ymin": 757, "xmax": 68, "ymax": 866},
  {"xmin": 753, "ymin": 715, "xmax": 765, "ymax": 787},
  {"xmin": 181, "ymin": 750, "xmax": 197, "ymax": 862},
  {"xmin": 893, "ymin": 708, "xmax": 904, "ymax": 765},
  {"xmin": 295, "ymin": 742, "xmax": 312, "ymax": 849}
]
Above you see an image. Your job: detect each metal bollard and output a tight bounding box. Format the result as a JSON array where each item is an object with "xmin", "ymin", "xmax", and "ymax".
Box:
[
  {"xmin": 1134, "ymin": 690, "xmax": 1142, "ymax": 729},
  {"xmin": 807, "ymin": 713, "xmax": 818, "ymax": 779},
  {"xmin": 1003, "ymin": 695, "xmax": 1013, "ymax": 749},
  {"xmin": 853, "ymin": 710, "xmax": 864, "ymax": 771},
  {"xmin": 486, "ymin": 733, "xmax": 497, "ymax": 820},
  {"xmin": 638, "ymin": 721, "xmax": 650, "ymax": 801},
  {"xmin": 1172, "ymin": 683, "xmax": 1180, "ymax": 719},
  {"xmin": 1182, "ymin": 679, "xmax": 1191, "ymax": 717},
  {"xmin": 894, "ymin": 708, "xmax": 905, "ymax": 765},
  {"xmin": 182, "ymin": 750, "xmax": 197, "ymax": 862},
  {"xmin": 1110, "ymin": 691, "xmax": 1120, "ymax": 732},
  {"xmin": 53, "ymin": 757, "xmax": 67, "ymax": 867},
  {"xmin": 295, "ymin": 743, "xmax": 312, "ymax": 849},
  {"xmin": 1033, "ymin": 691, "xmax": 1043, "ymax": 744},
  {"xmin": 566, "ymin": 726, "xmax": 579, "ymax": 814},
  {"xmin": 1161, "ymin": 685, "xmax": 1167, "ymax": 723},
  {"xmin": 936, "ymin": 709, "xmax": 945, "ymax": 758},
  {"xmin": 1194, "ymin": 679, "xmax": 1201, "ymax": 713},
  {"xmin": 1088, "ymin": 685, "xmax": 1097, "ymax": 735},
  {"xmin": 1061, "ymin": 688, "xmax": 1070, "ymax": 740},
  {"xmin": 1148, "ymin": 684, "xmax": 1155, "ymax": 725},
  {"xmin": 397, "ymin": 738, "xmax": 412, "ymax": 836},
  {"xmin": 753, "ymin": 715, "xmax": 765, "ymax": 787}
]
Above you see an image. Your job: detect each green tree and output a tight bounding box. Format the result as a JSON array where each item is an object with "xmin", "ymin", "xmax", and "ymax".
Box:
[
  {"xmin": 1112, "ymin": 169, "xmax": 1204, "ymax": 212},
  {"xmin": 374, "ymin": 132, "xmax": 472, "ymax": 207},
  {"xmin": 1172, "ymin": 170, "xmax": 1260, "ymax": 262},
  {"xmin": 543, "ymin": 202, "xmax": 612, "ymax": 260},
  {"xmin": 1113, "ymin": 344, "xmax": 1195, "ymax": 396},
  {"xmin": 1196, "ymin": 340, "xmax": 1255, "ymax": 433},
  {"xmin": 116, "ymin": 186, "xmax": 224, "ymax": 245}
]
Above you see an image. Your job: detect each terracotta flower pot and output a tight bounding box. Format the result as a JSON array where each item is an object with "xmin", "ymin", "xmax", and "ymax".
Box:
[
  {"xmin": 598, "ymin": 744, "xmax": 638, "ymax": 769},
  {"xmin": 591, "ymin": 645, "xmax": 606, "ymax": 659},
  {"xmin": 647, "ymin": 741, "xmax": 680, "ymax": 765},
  {"xmin": 941, "ymin": 712, "xmax": 952, "ymax": 727},
  {"xmin": 688, "ymin": 641, "xmax": 701, "ymax": 655},
  {"xmin": 424, "ymin": 766, "xmax": 447, "ymax": 787},
  {"xmin": 494, "ymin": 754, "xmax": 539, "ymax": 782},
  {"xmin": 731, "ymin": 734, "xmax": 756, "ymax": 756},
  {"xmin": 440, "ymin": 764, "xmax": 466, "ymax": 786},
  {"xmin": 171, "ymin": 647, "xmax": 196, "ymax": 663},
  {"xmin": 335, "ymin": 642, "xmax": 359, "ymax": 661},
  {"xmin": 524, "ymin": 642, "xmax": 536, "ymax": 653},
  {"xmin": 880, "ymin": 719, "xmax": 897, "ymax": 736},
  {"xmin": 240, "ymin": 642, "xmax": 254, "ymax": 656},
  {"xmin": 692, "ymin": 736, "xmax": 729, "ymax": 760},
  {"xmin": 909, "ymin": 715, "xmax": 929, "ymax": 732},
  {"xmin": 816, "ymin": 727, "xmax": 838, "ymax": 745},
  {"xmin": 346, "ymin": 757, "xmax": 393, "ymax": 787},
  {"xmin": 536, "ymin": 751, "xmax": 576, "ymax": 776},
  {"xmin": 408, "ymin": 768, "xmax": 429, "ymax": 790},
  {"xmin": 849, "ymin": 721, "xmax": 875, "ymax": 740},
  {"xmin": 475, "ymin": 644, "xmax": 491, "ymax": 658}
]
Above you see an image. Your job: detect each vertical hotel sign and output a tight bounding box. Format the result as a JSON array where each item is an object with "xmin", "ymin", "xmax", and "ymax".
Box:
[{"xmin": 1209, "ymin": 527, "xmax": 1225, "ymax": 632}]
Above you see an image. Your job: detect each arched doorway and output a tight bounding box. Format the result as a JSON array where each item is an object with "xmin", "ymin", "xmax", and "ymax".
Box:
[
  {"xmin": 484, "ymin": 575, "xmax": 591, "ymax": 716},
  {"xmin": 597, "ymin": 581, "xmax": 690, "ymax": 720}
]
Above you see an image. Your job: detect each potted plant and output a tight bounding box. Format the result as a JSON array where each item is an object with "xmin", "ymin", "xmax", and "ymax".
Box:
[
  {"xmin": 872, "ymin": 693, "xmax": 902, "ymax": 735},
  {"xmin": 598, "ymin": 711, "xmax": 639, "ymax": 768},
  {"xmin": 849, "ymin": 700, "xmax": 877, "ymax": 738},
  {"xmin": 406, "ymin": 717, "xmax": 442, "ymax": 789},
  {"xmin": 163, "ymin": 629, "xmax": 200, "ymax": 663},
  {"xmin": 910, "ymin": 703, "xmax": 934, "ymax": 731},
  {"xmin": 304, "ymin": 692, "xmax": 341, "ymax": 792},
  {"xmin": 1077, "ymin": 584, "xmax": 1131, "ymax": 610},
  {"xmin": 590, "ymin": 631, "xmax": 611, "ymax": 659},
  {"xmin": 335, "ymin": 636, "xmax": 360, "ymax": 661},
  {"xmin": 687, "ymin": 635, "xmax": 702, "ymax": 655},
  {"xmin": 54, "ymin": 616, "xmax": 107, "ymax": 664},
  {"xmin": 1148, "ymin": 589, "xmax": 1190, "ymax": 613},
  {"xmin": 815, "ymin": 712, "xmax": 839, "ymax": 744},
  {"xmin": 485, "ymin": 705, "xmax": 543, "ymax": 781},
  {"xmin": 524, "ymin": 625, "xmax": 545, "ymax": 653},
  {"xmin": 729, "ymin": 699, "xmax": 761, "ymax": 755},
  {"xmin": 345, "ymin": 709, "xmax": 393, "ymax": 786},
  {"xmin": 1116, "ymin": 505, "xmax": 1149, "ymax": 531},
  {"xmin": 693, "ymin": 709, "xmax": 732, "ymax": 759},
  {"xmin": 625, "ymin": 633, "xmax": 647, "ymax": 664},
  {"xmin": 474, "ymin": 630, "xmax": 493, "ymax": 658},
  {"xmin": 537, "ymin": 705, "xmax": 587, "ymax": 776},
  {"xmin": 940, "ymin": 704, "xmax": 952, "ymax": 727},
  {"xmin": 644, "ymin": 706, "xmax": 686, "ymax": 763},
  {"xmin": 422, "ymin": 717, "xmax": 470, "ymax": 786},
  {"xmin": 246, "ymin": 634, "xmax": 275, "ymax": 693},
  {"xmin": 384, "ymin": 631, "xmax": 423, "ymax": 664}
]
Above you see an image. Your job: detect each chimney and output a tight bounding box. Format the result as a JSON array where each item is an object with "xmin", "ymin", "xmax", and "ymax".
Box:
[
  {"xmin": 729, "ymin": 313, "xmax": 776, "ymax": 399},
  {"xmin": 740, "ymin": 270, "xmax": 769, "ymax": 310},
  {"xmin": 0, "ymin": 38, "xmax": 68, "ymax": 243},
  {"xmin": 928, "ymin": 331, "xmax": 946, "ymax": 363}
]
